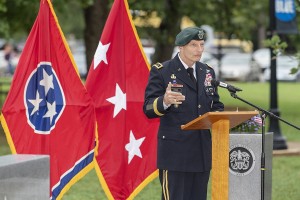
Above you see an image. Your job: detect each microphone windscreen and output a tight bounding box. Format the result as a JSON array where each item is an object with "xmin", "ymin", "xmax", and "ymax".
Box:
[{"xmin": 211, "ymin": 79, "xmax": 219, "ymax": 87}]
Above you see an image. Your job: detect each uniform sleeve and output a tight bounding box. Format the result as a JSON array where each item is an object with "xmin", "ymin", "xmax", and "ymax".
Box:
[
  {"xmin": 211, "ymin": 87, "xmax": 224, "ymax": 111},
  {"xmin": 143, "ymin": 65, "xmax": 169, "ymax": 118}
]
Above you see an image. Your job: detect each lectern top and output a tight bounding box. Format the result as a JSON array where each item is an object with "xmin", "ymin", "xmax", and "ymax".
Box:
[{"xmin": 181, "ymin": 111, "xmax": 259, "ymax": 130}]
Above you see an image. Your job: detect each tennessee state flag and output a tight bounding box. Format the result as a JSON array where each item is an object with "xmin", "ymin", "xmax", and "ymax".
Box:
[
  {"xmin": 85, "ymin": 0, "xmax": 159, "ymax": 199},
  {"xmin": 0, "ymin": 0, "xmax": 96, "ymax": 199}
]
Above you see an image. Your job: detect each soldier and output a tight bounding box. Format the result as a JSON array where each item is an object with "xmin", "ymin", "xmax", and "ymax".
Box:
[{"xmin": 143, "ymin": 26, "xmax": 224, "ymax": 200}]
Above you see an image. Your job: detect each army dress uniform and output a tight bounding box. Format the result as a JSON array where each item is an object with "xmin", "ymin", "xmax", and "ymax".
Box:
[{"xmin": 143, "ymin": 55, "xmax": 224, "ymax": 200}]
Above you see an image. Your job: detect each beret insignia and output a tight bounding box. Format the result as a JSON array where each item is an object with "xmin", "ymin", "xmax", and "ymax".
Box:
[
  {"xmin": 175, "ymin": 27, "xmax": 206, "ymax": 46},
  {"xmin": 198, "ymin": 30, "xmax": 205, "ymax": 40}
]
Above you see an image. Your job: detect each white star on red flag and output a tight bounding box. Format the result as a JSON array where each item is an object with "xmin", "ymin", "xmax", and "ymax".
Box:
[
  {"xmin": 94, "ymin": 41, "xmax": 110, "ymax": 69},
  {"xmin": 106, "ymin": 83, "xmax": 126, "ymax": 118},
  {"xmin": 125, "ymin": 130, "xmax": 145, "ymax": 164}
]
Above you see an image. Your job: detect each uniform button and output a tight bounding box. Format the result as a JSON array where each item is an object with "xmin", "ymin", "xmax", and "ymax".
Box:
[
  {"xmin": 162, "ymin": 136, "xmax": 165, "ymax": 139},
  {"xmin": 198, "ymin": 104, "xmax": 201, "ymax": 108}
]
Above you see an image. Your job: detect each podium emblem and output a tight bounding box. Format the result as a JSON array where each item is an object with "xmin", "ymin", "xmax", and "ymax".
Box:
[{"xmin": 229, "ymin": 144, "xmax": 256, "ymax": 176}]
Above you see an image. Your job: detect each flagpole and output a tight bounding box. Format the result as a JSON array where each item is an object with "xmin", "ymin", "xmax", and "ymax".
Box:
[{"xmin": 268, "ymin": 0, "xmax": 288, "ymax": 150}]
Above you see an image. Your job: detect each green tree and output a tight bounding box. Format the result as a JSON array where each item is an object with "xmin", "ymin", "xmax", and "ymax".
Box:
[
  {"xmin": 0, "ymin": 0, "xmax": 86, "ymax": 41},
  {"xmin": 0, "ymin": 0, "xmax": 298, "ymax": 73},
  {"xmin": 128, "ymin": 0, "xmax": 269, "ymax": 64},
  {"xmin": 0, "ymin": 0, "xmax": 39, "ymax": 39}
]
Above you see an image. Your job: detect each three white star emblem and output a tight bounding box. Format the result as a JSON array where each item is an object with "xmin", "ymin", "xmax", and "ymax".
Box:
[
  {"xmin": 106, "ymin": 83, "xmax": 126, "ymax": 118},
  {"xmin": 125, "ymin": 130, "xmax": 145, "ymax": 164},
  {"xmin": 94, "ymin": 41, "xmax": 110, "ymax": 69}
]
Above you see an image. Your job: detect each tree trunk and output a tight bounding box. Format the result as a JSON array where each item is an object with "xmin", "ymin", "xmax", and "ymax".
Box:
[
  {"xmin": 257, "ymin": 12, "xmax": 266, "ymax": 49},
  {"xmin": 151, "ymin": 0, "xmax": 182, "ymax": 65},
  {"xmin": 83, "ymin": 0, "xmax": 110, "ymax": 77}
]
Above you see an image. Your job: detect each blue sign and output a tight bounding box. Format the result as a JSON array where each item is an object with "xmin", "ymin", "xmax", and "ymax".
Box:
[
  {"xmin": 275, "ymin": 0, "xmax": 296, "ymax": 22},
  {"xmin": 24, "ymin": 62, "xmax": 65, "ymax": 134}
]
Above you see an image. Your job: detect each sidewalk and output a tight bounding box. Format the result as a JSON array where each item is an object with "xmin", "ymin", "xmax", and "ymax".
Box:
[{"xmin": 273, "ymin": 141, "xmax": 300, "ymax": 156}]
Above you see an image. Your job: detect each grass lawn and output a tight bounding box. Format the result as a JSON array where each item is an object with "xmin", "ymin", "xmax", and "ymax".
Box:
[{"xmin": 1, "ymin": 81, "xmax": 300, "ymax": 199}]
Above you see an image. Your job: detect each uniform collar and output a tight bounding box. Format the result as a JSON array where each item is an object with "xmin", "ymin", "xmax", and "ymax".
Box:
[{"xmin": 177, "ymin": 53, "xmax": 196, "ymax": 74}]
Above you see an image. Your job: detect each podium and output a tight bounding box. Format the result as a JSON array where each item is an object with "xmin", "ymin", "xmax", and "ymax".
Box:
[{"xmin": 181, "ymin": 111, "xmax": 258, "ymax": 200}]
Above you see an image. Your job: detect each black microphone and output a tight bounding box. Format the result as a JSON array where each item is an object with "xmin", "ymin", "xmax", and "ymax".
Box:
[{"xmin": 211, "ymin": 79, "xmax": 242, "ymax": 93}]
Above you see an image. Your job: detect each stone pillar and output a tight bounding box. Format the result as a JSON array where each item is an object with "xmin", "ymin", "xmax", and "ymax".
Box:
[{"xmin": 229, "ymin": 133, "xmax": 273, "ymax": 200}]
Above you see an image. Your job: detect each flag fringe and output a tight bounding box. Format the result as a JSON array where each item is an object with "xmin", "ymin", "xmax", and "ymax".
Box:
[
  {"xmin": 0, "ymin": 114, "xmax": 17, "ymax": 154},
  {"xmin": 94, "ymin": 163, "xmax": 115, "ymax": 200},
  {"xmin": 46, "ymin": 0, "xmax": 81, "ymax": 79},
  {"xmin": 123, "ymin": 0, "xmax": 151, "ymax": 70},
  {"xmin": 127, "ymin": 169, "xmax": 159, "ymax": 200},
  {"xmin": 94, "ymin": 122, "xmax": 99, "ymax": 156},
  {"xmin": 56, "ymin": 160, "xmax": 95, "ymax": 200},
  {"xmin": 95, "ymin": 162, "xmax": 159, "ymax": 200}
]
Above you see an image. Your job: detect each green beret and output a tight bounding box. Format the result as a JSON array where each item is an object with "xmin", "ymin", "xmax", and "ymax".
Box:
[{"xmin": 175, "ymin": 27, "xmax": 206, "ymax": 46}]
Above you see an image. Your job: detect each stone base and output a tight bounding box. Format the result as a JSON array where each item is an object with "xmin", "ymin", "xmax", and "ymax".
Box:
[
  {"xmin": 229, "ymin": 133, "xmax": 273, "ymax": 200},
  {"xmin": 0, "ymin": 154, "xmax": 49, "ymax": 200}
]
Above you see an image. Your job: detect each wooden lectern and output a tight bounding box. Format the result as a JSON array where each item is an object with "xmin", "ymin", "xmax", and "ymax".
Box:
[{"xmin": 181, "ymin": 111, "xmax": 259, "ymax": 200}]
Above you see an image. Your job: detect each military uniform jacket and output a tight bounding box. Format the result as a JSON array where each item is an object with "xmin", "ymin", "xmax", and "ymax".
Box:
[{"xmin": 143, "ymin": 55, "xmax": 224, "ymax": 172}]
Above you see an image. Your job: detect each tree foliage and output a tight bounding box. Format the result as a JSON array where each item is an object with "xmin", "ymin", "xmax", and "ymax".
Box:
[
  {"xmin": 1, "ymin": 0, "xmax": 299, "ymax": 72},
  {"xmin": 0, "ymin": 0, "xmax": 88, "ymax": 39},
  {"xmin": 127, "ymin": 0, "xmax": 270, "ymax": 63},
  {"xmin": 0, "ymin": 0, "xmax": 39, "ymax": 38}
]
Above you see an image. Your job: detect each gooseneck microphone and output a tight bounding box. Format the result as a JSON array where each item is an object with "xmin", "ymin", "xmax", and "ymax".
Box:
[{"xmin": 211, "ymin": 79, "xmax": 242, "ymax": 93}]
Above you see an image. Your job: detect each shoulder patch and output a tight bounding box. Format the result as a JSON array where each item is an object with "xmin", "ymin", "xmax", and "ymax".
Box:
[{"xmin": 153, "ymin": 62, "xmax": 163, "ymax": 70}]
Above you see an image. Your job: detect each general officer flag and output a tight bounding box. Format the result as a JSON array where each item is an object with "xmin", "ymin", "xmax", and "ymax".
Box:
[
  {"xmin": 85, "ymin": 0, "xmax": 159, "ymax": 199},
  {"xmin": 0, "ymin": 0, "xmax": 96, "ymax": 199}
]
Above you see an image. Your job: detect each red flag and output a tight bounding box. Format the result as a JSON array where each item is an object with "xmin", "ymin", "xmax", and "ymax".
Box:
[
  {"xmin": 0, "ymin": 0, "xmax": 96, "ymax": 199},
  {"xmin": 85, "ymin": 0, "xmax": 159, "ymax": 199}
]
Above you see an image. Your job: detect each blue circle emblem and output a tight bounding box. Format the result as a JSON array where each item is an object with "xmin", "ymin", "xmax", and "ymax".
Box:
[
  {"xmin": 24, "ymin": 62, "xmax": 65, "ymax": 134},
  {"xmin": 275, "ymin": 0, "xmax": 296, "ymax": 22}
]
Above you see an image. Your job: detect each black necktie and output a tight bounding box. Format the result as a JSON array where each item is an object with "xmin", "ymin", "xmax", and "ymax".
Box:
[{"xmin": 187, "ymin": 68, "xmax": 197, "ymax": 84}]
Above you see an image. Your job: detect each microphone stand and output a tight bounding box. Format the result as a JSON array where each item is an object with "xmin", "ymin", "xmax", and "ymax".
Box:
[{"xmin": 229, "ymin": 91, "xmax": 300, "ymax": 200}]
